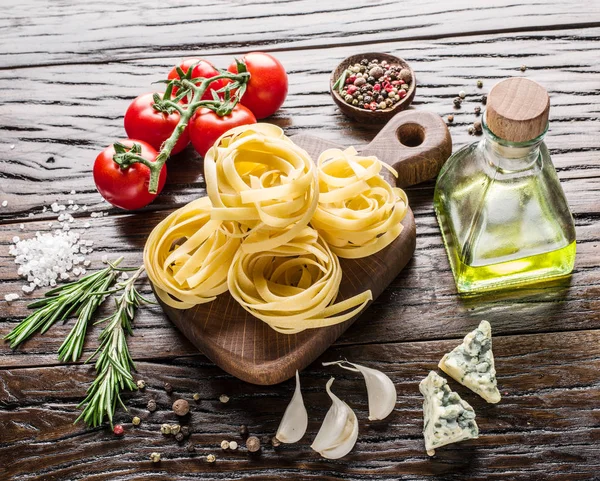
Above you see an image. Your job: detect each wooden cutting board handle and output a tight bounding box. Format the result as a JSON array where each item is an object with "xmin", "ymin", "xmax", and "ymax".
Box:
[{"xmin": 360, "ymin": 110, "xmax": 453, "ymax": 187}]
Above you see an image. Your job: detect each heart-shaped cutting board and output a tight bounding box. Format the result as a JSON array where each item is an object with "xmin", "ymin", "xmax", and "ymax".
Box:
[{"xmin": 156, "ymin": 110, "xmax": 452, "ymax": 385}]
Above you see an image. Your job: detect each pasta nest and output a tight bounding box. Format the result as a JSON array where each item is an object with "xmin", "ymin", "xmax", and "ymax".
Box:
[
  {"xmin": 311, "ymin": 147, "xmax": 408, "ymax": 259},
  {"xmin": 227, "ymin": 226, "xmax": 372, "ymax": 334},
  {"xmin": 204, "ymin": 123, "xmax": 318, "ymax": 253},
  {"xmin": 143, "ymin": 197, "xmax": 243, "ymax": 309}
]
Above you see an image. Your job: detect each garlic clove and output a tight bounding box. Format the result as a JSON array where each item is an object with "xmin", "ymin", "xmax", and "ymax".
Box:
[
  {"xmin": 311, "ymin": 378, "xmax": 359, "ymax": 459},
  {"xmin": 275, "ymin": 370, "xmax": 308, "ymax": 444},
  {"xmin": 323, "ymin": 361, "xmax": 397, "ymax": 421}
]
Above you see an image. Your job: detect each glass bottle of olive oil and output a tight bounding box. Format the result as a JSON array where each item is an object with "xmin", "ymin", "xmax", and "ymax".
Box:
[{"xmin": 434, "ymin": 78, "xmax": 576, "ymax": 294}]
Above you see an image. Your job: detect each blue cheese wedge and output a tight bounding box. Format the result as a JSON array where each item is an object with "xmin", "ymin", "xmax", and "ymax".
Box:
[
  {"xmin": 419, "ymin": 371, "xmax": 479, "ymax": 456},
  {"xmin": 438, "ymin": 320, "xmax": 501, "ymax": 404}
]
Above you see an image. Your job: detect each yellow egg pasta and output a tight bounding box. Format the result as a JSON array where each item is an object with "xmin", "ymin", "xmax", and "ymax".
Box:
[
  {"xmin": 204, "ymin": 123, "xmax": 318, "ymax": 254},
  {"xmin": 227, "ymin": 226, "xmax": 372, "ymax": 334},
  {"xmin": 311, "ymin": 147, "xmax": 408, "ymax": 259},
  {"xmin": 143, "ymin": 196, "xmax": 242, "ymax": 309}
]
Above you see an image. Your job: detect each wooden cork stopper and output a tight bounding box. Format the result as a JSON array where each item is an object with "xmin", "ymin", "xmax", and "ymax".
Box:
[{"xmin": 486, "ymin": 77, "xmax": 550, "ymax": 142}]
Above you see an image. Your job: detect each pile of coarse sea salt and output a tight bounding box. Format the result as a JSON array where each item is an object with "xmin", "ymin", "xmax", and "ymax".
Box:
[
  {"xmin": 9, "ymin": 231, "xmax": 93, "ymax": 294},
  {"xmin": 2, "ymin": 193, "xmax": 107, "ymax": 303}
]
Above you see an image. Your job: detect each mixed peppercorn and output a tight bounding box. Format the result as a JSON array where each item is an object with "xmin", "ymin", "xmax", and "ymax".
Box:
[{"xmin": 333, "ymin": 58, "xmax": 412, "ymax": 111}]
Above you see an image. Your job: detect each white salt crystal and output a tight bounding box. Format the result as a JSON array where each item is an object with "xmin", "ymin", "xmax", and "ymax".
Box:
[
  {"xmin": 84, "ymin": 222, "xmax": 90, "ymax": 229},
  {"xmin": 42, "ymin": 206, "xmax": 47, "ymax": 213},
  {"xmin": 72, "ymin": 205, "xmax": 79, "ymax": 211},
  {"xmin": 5, "ymin": 293, "xmax": 19, "ymax": 302},
  {"xmin": 68, "ymin": 199, "xmax": 74, "ymax": 205},
  {"xmin": 1, "ymin": 200, "xmax": 7, "ymax": 207},
  {"xmin": 19, "ymin": 224, "xmax": 24, "ymax": 230},
  {"xmin": 70, "ymin": 190, "xmax": 76, "ymax": 195},
  {"xmin": 12, "ymin": 236, "xmax": 20, "ymax": 243},
  {"xmin": 28, "ymin": 213, "xmax": 34, "ymax": 218},
  {"xmin": 51, "ymin": 203, "xmax": 60, "ymax": 213},
  {"xmin": 83, "ymin": 260, "xmax": 91, "ymax": 267},
  {"xmin": 101, "ymin": 255, "xmax": 108, "ymax": 264}
]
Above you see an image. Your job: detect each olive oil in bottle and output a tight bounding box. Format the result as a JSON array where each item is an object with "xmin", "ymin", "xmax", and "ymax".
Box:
[{"xmin": 434, "ymin": 78, "xmax": 576, "ymax": 294}]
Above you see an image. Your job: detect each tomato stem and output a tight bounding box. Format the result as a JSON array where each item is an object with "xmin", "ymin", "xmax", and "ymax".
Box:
[{"xmin": 114, "ymin": 70, "xmax": 251, "ymax": 194}]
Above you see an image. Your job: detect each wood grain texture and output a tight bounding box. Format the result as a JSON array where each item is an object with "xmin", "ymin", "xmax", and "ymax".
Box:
[
  {"xmin": 1, "ymin": 3, "xmax": 600, "ymax": 479},
  {"xmin": 1, "ymin": 329, "xmax": 599, "ymax": 480},
  {"xmin": 1, "ymin": 0, "xmax": 599, "ymax": 68}
]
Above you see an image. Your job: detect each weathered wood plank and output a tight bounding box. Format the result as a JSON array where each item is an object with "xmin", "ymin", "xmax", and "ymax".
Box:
[
  {"xmin": 1, "ymin": 29, "xmax": 599, "ymax": 222},
  {"xmin": 1, "ymin": 329, "xmax": 599, "ymax": 480},
  {"xmin": 0, "ymin": 207, "xmax": 598, "ymax": 367},
  {"xmin": 1, "ymin": 0, "xmax": 599, "ymax": 68}
]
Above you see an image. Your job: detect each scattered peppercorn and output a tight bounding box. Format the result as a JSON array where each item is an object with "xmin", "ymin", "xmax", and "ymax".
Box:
[
  {"xmin": 481, "ymin": 95, "xmax": 487, "ymax": 105},
  {"xmin": 160, "ymin": 424, "xmax": 172, "ymax": 435},
  {"xmin": 458, "ymin": 90, "xmax": 466, "ymax": 99},
  {"xmin": 171, "ymin": 424, "xmax": 181, "ymax": 435},
  {"xmin": 175, "ymin": 432, "xmax": 185, "ymax": 442},
  {"xmin": 164, "ymin": 382, "xmax": 173, "ymax": 394},
  {"xmin": 219, "ymin": 394, "xmax": 230, "ymax": 404},
  {"xmin": 136, "ymin": 380, "xmax": 146, "ymax": 390},
  {"xmin": 132, "ymin": 416, "xmax": 141, "ymax": 426},
  {"xmin": 150, "ymin": 452, "xmax": 161, "ymax": 463},
  {"xmin": 172, "ymin": 399, "xmax": 190, "ymax": 416},
  {"xmin": 147, "ymin": 399, "xmax": 157, "ymax": 412},
  {"xmin": 239, "ymin": 425, "xmax": 249, "ymax": 438},
  {"xmin": 473, "ymin": 120, "xmax": 482, "ymax": 134},
  {"xmin": 520, "ymin": 65, "xmax": 527, "ymax": 72},
  {"xmin": 474, "ymin": 106, "xmax": 481, "ymax": 116},
  {"xmin": 229, "ymin": 441, "xmax": 238, "ymax": 450},
  {"xmin": 447, "ymin": 114, "xmax": 454, "ymax": 123},
  {"xmin": 261, "ymin": 434, "xmax": 271, "ymax": 446},
  {"xmin": 468, "ymin": 126, "xmax": 475, "ymax": 135},
  {"xmin": 477, "ymin": 80, "xmax": 483, "ymax": 88},
  {"xmin": 221, "ymin": 440, "xmax": 230, "ymax": 450},
  {"xmin": 181, "ymin": 426, "xmax": 190, "ymax": 437},
  {"xmin": 453, "ymin": 97, "xmax": 462, "ymax": 108},
  {"xmin": 271, "ymin": 436, "xmax": 281, "ymax": 448},
  {"xmin": 193, "ymin": 393, "xmax": 201, "ymax": 402},
  {"xmin": 206, "ymin": 454, "xmax": 216, "ymax": 463},
  {"xmin": 186, "ymin": 442, "xmax": 195, "ymax": 453},
  {"xmin": 113, "ymin": 424, "xmax": 124, "ymax": 436},
  {"xmin": 246, "ymin": 436, "xmax": 261, "ymax": 453}
]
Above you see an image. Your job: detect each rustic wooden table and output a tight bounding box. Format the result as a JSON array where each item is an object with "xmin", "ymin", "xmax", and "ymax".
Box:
[{"xmin": 1, "ymin": 1, "xmax": 599, "ymax": 480}]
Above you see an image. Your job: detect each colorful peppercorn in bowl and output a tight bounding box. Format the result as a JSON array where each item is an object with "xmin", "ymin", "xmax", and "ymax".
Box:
[{"xmin": 330, "ymin": 53, "xmax": 416, "ymax": 123}]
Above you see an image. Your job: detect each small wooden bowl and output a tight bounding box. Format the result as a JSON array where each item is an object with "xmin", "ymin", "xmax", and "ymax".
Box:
[{"xmin": 330, "ymin": 52, "xmax": 416, "ymax": 123}]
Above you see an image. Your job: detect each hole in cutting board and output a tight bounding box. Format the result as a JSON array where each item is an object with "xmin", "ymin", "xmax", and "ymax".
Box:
[{"xmin": 396, "ymin": 123, "xmax": 425, "ymax": 147}]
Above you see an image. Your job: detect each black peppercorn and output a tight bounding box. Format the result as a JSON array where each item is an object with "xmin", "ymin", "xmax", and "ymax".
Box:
[
  {"xmin": 164, "ymin": 382, "xmax": 173, "ymax": 394},
  {"xmin": 187, "ymin": 442, "xmax": 195, "ymax": 453},
  {"xmin": 474, "ymin": 106, "xmax": 481, "ymax": 116},
  {"xmin": 453, "ymin": 97, "xmax": 462, "ymax": 108},
  {"xmin": 359, "ymin": 85, "xmax": 370, "ymax": 94},
  {"xmin": 381, "ymin": 91, "xmax": 388, "ymax": 99},
  {"xmin": 175, "ymin": 432, "xmax": 185, "ymax": 442},
  {"xmin": 377, "ymin": 95, "xmax": 384, "ymax": 103},
  {"xmin": 240, "ymin": 424, "xmax": 249, "ymax": 438},
  {"xmin": 358, "ymin": 102, "xmax": 364, "ymax": 108},
  {"xmin": 271, "ymin": 436, "xmax": 281, "ymax": 448},
  {"xmin": 181, "ymin": 426, "xmax": 190, "ymax": 437},
  {"xmin": 367, "ymin": 76, "xmax": 375, "ymax": 85},
  {"xmin": 363, "ymin": 95, "xmax": 372, "ymax": 104},
  {"xmin": 481, "ymin": 95, "xmax": 487, "ymax": 105},
  {"xmin": 360, "ymin": 59, "xmax": 369, "ymax": 66},
  {"xmin": 147, "ymin": 399, "xmax": 157, "ymax": 412}
]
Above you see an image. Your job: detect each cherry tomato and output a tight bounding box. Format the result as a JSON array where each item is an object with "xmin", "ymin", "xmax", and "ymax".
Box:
[
  {"xmin": 168, "ymin": 58, "xmax": 226, "ymax": 101},
  {"xmin": 124, "ymin": 93, "xmax": 189, "ymax": 155},
  {"xmin": 93, "ymin": 139, "xmax": 167, "ymax": 210},
  {"xmin": 188, "ymin": 104, "xmax": 257, "ymax": 157},
  {"xmin": 228, "ymin": 52, "xmax": 287, "ymax": 119}
]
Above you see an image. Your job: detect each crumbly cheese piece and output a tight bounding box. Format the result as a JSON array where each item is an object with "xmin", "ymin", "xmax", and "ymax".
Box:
[
  {"xmin": 227, "ymin": 226, "xmax": 372, "ymax": 334},
  {"xmin": 438, "ymin": 320, "xmax": 501, "ymax": 404},
  {"xmin": 310, "ymin": 147, "xmax": 408, "ymax": 259},
  {"xmin": 419, "ymin": 371, "xmax": 479, "ymax": 456}
]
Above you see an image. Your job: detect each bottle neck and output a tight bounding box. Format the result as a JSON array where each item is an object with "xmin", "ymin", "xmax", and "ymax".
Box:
[{"xmin": 482, "ymin": 112, "xmax": 547, "ymax": 171}]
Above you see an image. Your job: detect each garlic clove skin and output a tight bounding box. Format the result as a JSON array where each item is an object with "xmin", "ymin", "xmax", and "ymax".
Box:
[
  {"xmin": 323, "ymin": 361, "xmax": 397, "ymax": 421},
  {"xmin": 276, "ymin": 370, "xmax": 308, "ymax": 444},
  {"xmin": 311, "ymin": 378, "xmax": 359, "ymax": 459}
]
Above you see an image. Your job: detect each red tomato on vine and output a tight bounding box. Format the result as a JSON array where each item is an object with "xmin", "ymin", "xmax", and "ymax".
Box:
[
  {"xmin": 228, "ymin": 52, "xmax": 288, "ymax": 119},
  {"xmin": 93, "ymin": 140, "xmax": 167, "ymax": 210},
  {"xmin": 124, "ymin": 93, "xmax": 189, "ymax": 155},
  {"xmin": 168, "ymin": 58, "xmax": 226, "ymax": 101},
  {"xmin": 188, "ymin": 104, "xmax": 257, "ymax": 157}
]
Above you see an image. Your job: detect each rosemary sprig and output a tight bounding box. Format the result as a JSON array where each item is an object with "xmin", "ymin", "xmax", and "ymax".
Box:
[
  {"xmin": 76, "ymin": 266, "xmax": 151, "ymax": 428},
  {"xmin": 4, "ymin": 258, "xmax": 125, "ymax": 349}
]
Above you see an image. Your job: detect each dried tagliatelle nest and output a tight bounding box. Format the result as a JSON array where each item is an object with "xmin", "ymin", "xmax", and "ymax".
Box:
[
  {"xmin": 311, "ymin": 147, "xmax": 408, "ymax": 259},
  {"xmin": 204, "ymin": 123, "xmax": 318, "ymax": 253},
  {"xmin": 228, "ymin": 226, "xmax": 372, "ymax": 334},
  {"xmin": 143, "ymin": 197, "xmax": 243, "ymax": 309}
]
